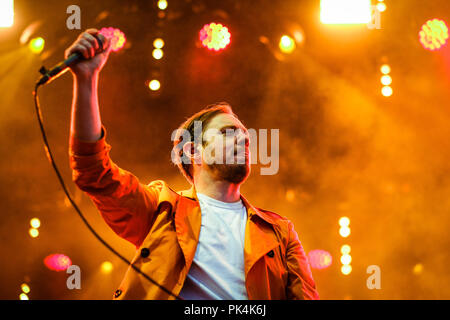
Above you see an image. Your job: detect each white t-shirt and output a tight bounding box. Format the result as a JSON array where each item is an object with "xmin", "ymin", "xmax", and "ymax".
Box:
[{"xmin": 178, "ymin": 192, "xmax": 249, "ymax": 300}]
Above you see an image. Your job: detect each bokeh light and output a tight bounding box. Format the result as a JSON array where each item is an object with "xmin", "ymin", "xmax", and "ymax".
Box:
[
  {"xmin": 381, "ymin": 86, "xmax": 393, "ymax": 97},
  {"xmin": 279, "ymin": 35, "xmax": 296, "ymax": 54},
  {"xmin": 381, "ymin": 75, "xmax": 392, "ymax": 86},
  {"xmin": 100, "ymin": 261, "xmax": 113, "ymax": 274},
  {"xmin": 152, "ymin": 48, "xmax": 164, "ymax": 60},
  {"xmin": 339, "ymin": 226, "xmax": 351, "ymax": 238},
  {"xmin": 153, "ymin": 38, "xmax": 165, "ymax": 49},
  {"xmin": 29, "ymin": 228, "xmax": 39, "ymax": 238},
  {"xmin": 339, "ymin": 216, "xmax": 350, "ymax": 227},
  {"xmin": 308, "ymin": 249, "xmax": 333, "ymax": 270},
  {"xmin": 340, "ymin": 244, "xmax": 351, "ymax": 255},
  {"xmin": 320, "ymin": 0, "xmax": 372, "ymax": 24},
  {"xmin": 413, "ymin": 263, "xmax": 424, "ymax": 275},
  {"xmin": 380, "ymin": 64, "xmax": 391, "ymax": 74},
  {"xmin": 376, "ymin": 2, "xmax": 386, "ymax": 13},
  {"xmin": 157, "ymin": 0, "xmax": 168, "ymax": 10},
  {"xmin": 340, "ymin": 254, "xmax": 352, "ymax": 265},
  {"xmin": 30, "ymin": 218, "xmax": 40, "ymax": 229},
  {"xmin": 99, "ymin": 27, "xmax": 126, "ymax": 52},
  {"xmin": 21, "ymin": 283, "xmax": 30, "ymax": 294},
  {"xmin": 199, "ymin": 22, "xmax": 231, "ymax": 51},
  {"xmin": 419, "ymin": 19, "xmax": 449, "ymax": 51},
  {"xmin": 29, "ymin": 37, "xmax": 45, "ymax": 54},
  {"xmin": 148, "ymin": 80, "xmax": 161, "ymax": 91},
  {"xmin": 341, "ymin": 264, "xmax": 352, "ymax": 275},
  {"xmin": 43, "ymin": 254, "xmax": 72, "ymax": 271},
  {"xmin": 19, "ymin": 293, "xmax": 29, "ymax": 300},
  {"xmin": 0, "ymin": 0, "xmax": 14, "ymax": 27}
]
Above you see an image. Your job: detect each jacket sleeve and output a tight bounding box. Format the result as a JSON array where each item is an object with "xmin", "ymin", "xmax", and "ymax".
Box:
[
  {"xmin": 69, "ymin": 126, "xmax": 161, "ymax": 248},
  {"xmin": 285, "ymin": 220, "xmax": 320, "ymax": 300}
]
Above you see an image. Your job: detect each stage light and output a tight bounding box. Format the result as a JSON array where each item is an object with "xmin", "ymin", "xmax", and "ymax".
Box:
[
  {"xmin": 30, "ymin": 218, "xmax": 40, "ymax": 229},
  {"xmin": 43, "ymin": 254, "xmax": 72, "ymax": 271},
  {"xmin": 413, "ymin": 263, "xmax": 423, "ymax": 275},
  {"xmin": 152, "ymin": 48, "xmax": 164, "ymax": 60},
  {"xmin": 340, "ymin": 244, "xmax": 351, "ymax": 255},
  {"xmin": 339, "ymin": 216, "xmax": 350, "ymax": 227},
  {"xmin": 29, "ymin": 37, "xmax": 45, "ymax": 54},
  {"xmin": 419, "ymin": 19, "xmax": 449, "ymax": 51},
  {"xmin": 380, "ymin": 64, "xmax": 391, "ymax": 74},
  {"xmin": 381, "ymin": 75, "xmax": 392, "ymax": 86},
  {"xmin": 340, "ymin": 254, "xmax": 352, "ymax": 265},
  {"xmin": 29, "ymin": 228, "xmax": 39, "ymax": 238},
  {"xmin": 381, "ymin": 86, "xmax": 393, "ymax": 97},
  {"xmin": 153, "ymin": 38, "xmax": 164, "ymax": 49},
  {"xmin": 320, "ymin": 0, "xmax": 372, "ymax": 24},
  {"xmin": 308, "ymin": 249, "xmax": 333, "ymax": 270},
  {"xmin": 339, "ymin": 226, "xmax": 351, "ymax": 238},
  {"xmin": 341, "ymin": 264, "xmax": 352, "ymax": 275},
  {"xmin": 279, "ymin": 35, "xmax": 296, "ymax": 54},
  {"xmin": 376, "ymin": 2, "xmax": 386, "ymax": 13},
  {"xmin": 21, "ymin": 283, "xmax": 30, "ymax": 294},
  {"xmin": 158, "ymin": 0, "xmax": 168, "ymax": 10},
  {"xmin": 0, "ymin": 0, "xmax": 14, "ymax": 28},
  {"xmin": 101, "ymin": 261, "xmax": 113, "ymax": 274},
  {"xmin": 199, "ymin": 22, "xmax": 231, "ymax": 51},
  {"xmin": 149, "ymin": 80, "xmax": 161, "ymax": 91},
  {"xmin": 99, "ymin": 27, "xmax": 126, "ymax": 52},
  {"xmin": 19, "ymin": 293, "xmax": 29, "ymax": 300}
]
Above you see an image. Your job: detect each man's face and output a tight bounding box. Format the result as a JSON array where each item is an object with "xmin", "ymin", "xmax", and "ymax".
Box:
[{"xmin": 200, "ymin": 113, "xmax": 251, "ymax": 184}]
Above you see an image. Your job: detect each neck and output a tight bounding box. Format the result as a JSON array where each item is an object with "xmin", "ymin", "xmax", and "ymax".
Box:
[{"xmin": 193, "ymin": 171, "xmax": 241, "ymax": 203}]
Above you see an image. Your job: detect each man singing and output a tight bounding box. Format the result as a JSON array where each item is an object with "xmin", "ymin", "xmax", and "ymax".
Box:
[{"xmin": 67, "ymin": 29, "xmax": 319, "ymax": 300}]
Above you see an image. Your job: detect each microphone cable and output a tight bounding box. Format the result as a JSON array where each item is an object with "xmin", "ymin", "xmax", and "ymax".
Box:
[{"xmin": 33, "ymin": 82, "xmax": 183, "ymax": 300}]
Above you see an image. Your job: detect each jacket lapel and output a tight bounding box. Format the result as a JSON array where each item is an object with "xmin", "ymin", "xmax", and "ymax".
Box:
[
  {"xmin": 174, "ymin": 185, "xmax": 202, "ymax": 272},
  {"xmin": 240, "ymin": 195, "xmax": 280, "ymax": 278}
]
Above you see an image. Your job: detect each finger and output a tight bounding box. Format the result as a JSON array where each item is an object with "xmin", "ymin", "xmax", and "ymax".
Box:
[
  {"xmin": 85, "ymin": 28, "xmax": 99, "ymax": 35},
  {"xmin": 96, "ymin": 33, "xmax": 110, "ymax": 51},
  {"xmin": 82, "ymin": 33, "xmax": 99, "ymax": 52},
  {"xmin": 69, "ymin": 44, "xmax": 90, "ymax": 59},
  {"xmin": 79, "ymin": 39, "xmax": 95, "ymax": 58}
]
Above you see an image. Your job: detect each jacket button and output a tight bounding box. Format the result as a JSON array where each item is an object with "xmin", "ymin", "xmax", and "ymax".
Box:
[
  {"xmin": 140, "ymin": 248, "xmax": 150, "ymax": 258},
  {"xmin": 267, "ymin": 250, "xmax": 274, "ymax": 258},
  {"xmin": 114, "ymin": 289, "xmax": 122, "ymax": 298}
]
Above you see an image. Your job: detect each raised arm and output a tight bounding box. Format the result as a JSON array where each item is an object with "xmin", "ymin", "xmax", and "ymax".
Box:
[{"xmin": 67, "ymin": 29, "xmax": 161, "ymax": 248}]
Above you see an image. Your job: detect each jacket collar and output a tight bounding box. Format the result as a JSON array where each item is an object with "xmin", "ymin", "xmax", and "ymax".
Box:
[{"xmin": 178, "ymin": 185, "xmax": 277, "ymax": 226}]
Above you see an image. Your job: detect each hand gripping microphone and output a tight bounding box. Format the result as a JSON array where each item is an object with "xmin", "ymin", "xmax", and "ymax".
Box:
[{"xmin": 36, "ymin": 34, "xmax": 105, "ymax": 86}]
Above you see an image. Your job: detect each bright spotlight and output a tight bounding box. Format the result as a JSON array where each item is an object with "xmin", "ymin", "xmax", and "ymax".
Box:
[
  {"xmin": 148, "ymin": 80, "xmax": 161, "ymax": 91},
  {"xmin": 199, "ymin": 22, "xmax": 231, "ymax": 51},
  {"xmin": 0, "ymin": 0, "xmax": 14, "ymax": 28},
  {"xmin": 158, "ymin": 0, "xmax": 168, "ymax": 10},
  {"xmin": 152, "ymin": 48, "xmax": 164, "ymax": 60},
  {"xmin": 341, "ymin": 264, "xmax": 352, "ymax": 275},
  {"xmin": 30, "ymin": 218, "xmax": 41, "ymax": 229},
  {"xmin": 339, "ymin": 226, "xmax": 351, "ymax": 238},
  {"xmin": 376, "ymin": 2, "xmax": 386, "ymax": 13},
  {"xmin": 419, "ymin": 19, "xmax": 449, "ymax": 51},
  {"xmin": 29, "ymin": 228, "xmax": 39, "ymax": 238},
  {"xmin": 19, "ymin": 293, "xmax": 29, "ymax": 300},
  {"xmin": 279, "ymin": 35, "xmax": 296, "ymax": 54},
  {"xmin": 340, "ymin": 244, "xmax": 351, "ymax": 255},
  {"xmin": 380, "ymin": 64, "xmax": 391, "ymax": 74},
  {"xmin": 381, "ymin": 75, "xmax": 392, "ymax": 85},
  {"xmin": 153, "ymin": 38, "xmax": 164, "ymax": 49},
  {"xmin": 339, "ymin": 216, "xmax": 350, "ymax": 227},
  {"xmin": 29, "ymin": 37, "xmax": 45, "ymax": 54},
  {"xmin": 320, "ymin": 0, "xmax": 372, "ymax": 24},
  {"xmin": 21, "ymin": 283, "xmax": 30, "ymax": 294},
  {"xmin": 381, "ymin": 86, "xmax": 393, "ymax": 97}
]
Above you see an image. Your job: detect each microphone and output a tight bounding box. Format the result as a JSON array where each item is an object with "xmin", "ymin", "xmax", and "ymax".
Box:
[{"xmin": 36, "ymin": 34, "xmax": 105, "ymax": 86}]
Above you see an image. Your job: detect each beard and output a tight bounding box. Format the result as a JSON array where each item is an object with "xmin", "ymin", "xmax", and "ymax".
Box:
[{"xmin": 207, "ymin": 162, "xmax": 250, "ymax": 184}]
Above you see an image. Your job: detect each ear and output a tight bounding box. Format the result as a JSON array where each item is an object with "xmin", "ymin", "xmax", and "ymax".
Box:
[{"xmin": 182, "ymin": 142, "xmax": 202, "ymax": 164}]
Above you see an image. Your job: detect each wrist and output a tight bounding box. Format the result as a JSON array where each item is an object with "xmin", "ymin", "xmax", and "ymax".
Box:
[{"xmin": 74, "ymin": 71, "xmax": 99, "ymax": 83}]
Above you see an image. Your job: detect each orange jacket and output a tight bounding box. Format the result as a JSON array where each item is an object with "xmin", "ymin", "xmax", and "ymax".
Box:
[{"xmin": 69, "ymin": 128, "xmax": 319, "ymax": 300}]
